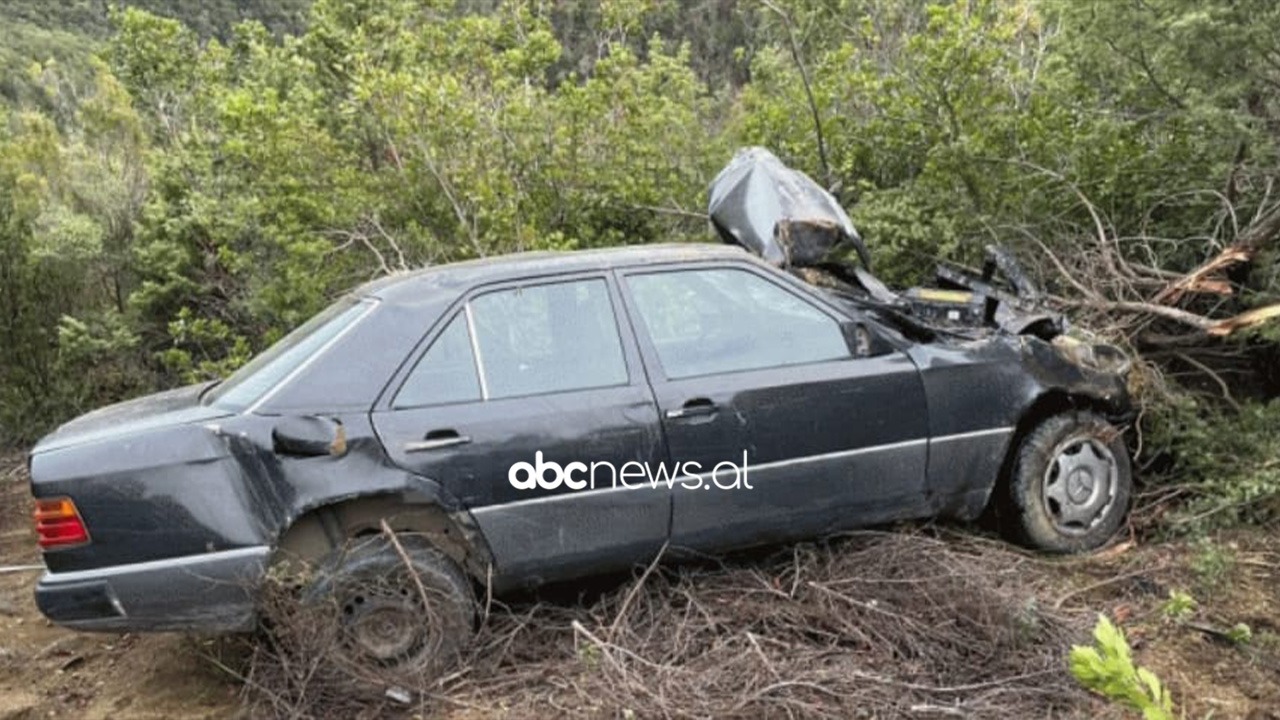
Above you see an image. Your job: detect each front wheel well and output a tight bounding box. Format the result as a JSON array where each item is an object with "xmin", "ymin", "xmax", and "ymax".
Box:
[
  {"xmin": 274, "ymin": 495, "xmax": 489, "ymax": 580},
  {"xmin": 987, "ymin": 391, "xmax": 1127, "ymax": 517}
]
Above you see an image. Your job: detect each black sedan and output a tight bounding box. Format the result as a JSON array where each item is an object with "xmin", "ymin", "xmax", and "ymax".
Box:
[{"xmin": 28, "ymin": 241, "xmax": 1133, "ymax": 680}]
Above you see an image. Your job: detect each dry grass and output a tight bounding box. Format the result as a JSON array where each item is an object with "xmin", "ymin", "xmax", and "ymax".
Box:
[{"xmin": 235, "ymin": 529, "xmax": 1097, "ymax": 719}]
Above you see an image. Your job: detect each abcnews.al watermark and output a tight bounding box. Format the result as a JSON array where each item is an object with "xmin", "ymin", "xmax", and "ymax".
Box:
[{"xmin": 508, "ymin": 451, "xmax": 753, "ymax": 492}]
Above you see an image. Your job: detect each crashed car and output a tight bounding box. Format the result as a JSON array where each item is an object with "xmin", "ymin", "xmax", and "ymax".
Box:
[{"xmin": 28, "ymin": 148, "xmax": 1133, "ymax": 679}]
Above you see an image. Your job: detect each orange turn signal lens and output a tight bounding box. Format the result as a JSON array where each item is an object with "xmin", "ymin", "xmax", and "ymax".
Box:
[{"xmin": 33, "ymin": 497, "xmax": 90, "ymax": 549}]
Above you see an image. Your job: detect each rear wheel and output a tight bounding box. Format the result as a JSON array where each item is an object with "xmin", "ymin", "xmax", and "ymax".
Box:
[
  {"xmin": 304, "ymin": 535, "xmax": 476, "ymax": 688},
  {"xmin": 1005, "ymin": 411, "xmax": 1131, "ymax": 552}
]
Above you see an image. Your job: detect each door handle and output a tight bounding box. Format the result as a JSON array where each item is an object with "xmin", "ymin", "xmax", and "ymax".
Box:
[
  {"xmin": 404, "ymin": 430, "xmax": 472, "ymax": 453},
  {"xmin": 665, "ymin": 398, "xmax": 718, "ymax": 419}
]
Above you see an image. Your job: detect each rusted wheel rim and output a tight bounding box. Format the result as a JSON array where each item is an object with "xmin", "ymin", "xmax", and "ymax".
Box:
[{"xmin": 339, "ymin": 579, "xmax": 432, "ymax": 664}]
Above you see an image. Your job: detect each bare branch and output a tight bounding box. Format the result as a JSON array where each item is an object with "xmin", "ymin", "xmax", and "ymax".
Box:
[
  {"xmin": 761, "ymin": 0, "xmax": 832, "ymax": 186},
  {"xmin": 1055, "ymin": 297, "xmax": 1215, "ymax": 331}
]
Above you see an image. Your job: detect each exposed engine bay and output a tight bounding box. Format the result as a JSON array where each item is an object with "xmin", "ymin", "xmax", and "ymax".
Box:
[{"xmin": 707, "ymin": 147, "xmax": 1081, "ymax": 347}]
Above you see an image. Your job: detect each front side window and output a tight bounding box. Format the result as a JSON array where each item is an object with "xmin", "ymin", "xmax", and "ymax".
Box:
[
  {"xmin": 626, "ymin": 267, "xmax": 849, "ymax": 379},
  {"xmin": 394, "ymin": 277, "xmax": 629, "ymax": 407}
]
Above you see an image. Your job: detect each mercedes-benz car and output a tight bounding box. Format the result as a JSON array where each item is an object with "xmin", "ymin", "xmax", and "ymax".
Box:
[{"xmin": 28, "ymin": 150, "xmax": 1134, "ymax": 680}]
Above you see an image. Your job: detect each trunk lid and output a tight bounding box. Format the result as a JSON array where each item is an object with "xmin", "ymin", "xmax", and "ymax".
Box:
[{"xmin": 31, "ymin": 382, "xmax": 234, "ymax": 455}]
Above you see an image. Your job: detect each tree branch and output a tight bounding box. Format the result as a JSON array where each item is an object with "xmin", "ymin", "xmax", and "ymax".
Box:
[{"xmin": 761, "ymin": 1, "xmax": 831, "ymax": 186}]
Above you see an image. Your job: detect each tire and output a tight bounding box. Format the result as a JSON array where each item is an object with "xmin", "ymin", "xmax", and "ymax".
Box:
[
  {"xmin": 1004, "ymin": 410, "xmax": 1132, "ymax": 553},
  {"xmin": 303, "ymin": 534, "xmax": 476, "ymax": 689}
]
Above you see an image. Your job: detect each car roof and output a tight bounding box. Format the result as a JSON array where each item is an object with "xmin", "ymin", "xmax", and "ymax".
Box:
[{"xmin": 359, "ymin": 242, "xmax": 755, "ymax": 302}]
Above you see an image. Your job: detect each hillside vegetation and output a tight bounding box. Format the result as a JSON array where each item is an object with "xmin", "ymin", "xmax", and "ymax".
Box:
[
  {"xmin": 0, "ymin": 0, "xmax": 309, "ymax": 37},
  {"xmin": 2, "ymin": 0, "xmax": 1278, "ymax": 521},
  {"xmin": 0, "ymin": 1, "xmax": 308, "ymax": 104},
  {"xmin": 2, "ymin": 3, "xmax": 1280, "ymax": 717}
]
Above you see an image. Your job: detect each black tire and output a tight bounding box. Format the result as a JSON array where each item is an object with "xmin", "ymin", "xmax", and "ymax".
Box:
[
  {"xmin": 1004, "ymin": 410, "xmax": 1131, "ymax": 553},
  {"xmin": 304, "ymin": 535, "xmax": 476, "ymax": 689}
]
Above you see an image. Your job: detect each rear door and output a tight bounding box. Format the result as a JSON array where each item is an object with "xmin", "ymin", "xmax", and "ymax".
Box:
[
  {"xmin": 617, "ymin": 262, "xmax": 930, "ymax": 552},
  {"xmin": 372, "ymin": 273, "xmax": 669, "ymax": 586}
]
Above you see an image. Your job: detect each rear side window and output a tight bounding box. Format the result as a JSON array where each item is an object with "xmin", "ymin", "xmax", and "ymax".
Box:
[
  {"xmin": 394, "ymin": 277, "xmax": 628, "ymax": 407},
  {"xmin": 206, "ymin": 297, "xmax": 373, "ymax": 411},
  {"xmin": 470, "ymin": 278, "xmax": 627, "ymax": 399},
  {"xmin": 394, "ymin": 314, "xmax": 482, "ymax": 408}
]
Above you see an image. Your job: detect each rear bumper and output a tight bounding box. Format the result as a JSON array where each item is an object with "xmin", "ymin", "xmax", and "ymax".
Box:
[{"xmin": 35, "ymin": 546, "xmax": 270, "ymax": 632}]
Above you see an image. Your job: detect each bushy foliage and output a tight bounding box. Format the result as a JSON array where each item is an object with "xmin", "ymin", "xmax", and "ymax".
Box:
[
  {"xmin": 91, "ymin": 0, "xmax": 723, "ymax": 394},
  {"xmin": 0, "ymin": 1, "xmax": 309, "ymax": 109},
  {"xmin": 1144, "ymin": 398, "xmax": 1280, "ymax": 529},
  {"xmin": 735, "ymin": 0, "xmax": 1278, "ymax": 287},
  {"xmin": 0, "ymin": 0, "xmax": 1277, "ymax": 542},
  {"xmin": 0, "ymin": 0, "xmax": 308, "ymax": 38}
]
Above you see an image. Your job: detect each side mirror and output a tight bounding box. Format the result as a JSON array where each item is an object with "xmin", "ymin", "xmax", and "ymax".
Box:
[
  {"xmin": 272, "ymin": 416, "xmax": 348, "ymax": 458},
  {"xmin": 841, "ymin": 320, "xmax": 893, "ymax": 358}
]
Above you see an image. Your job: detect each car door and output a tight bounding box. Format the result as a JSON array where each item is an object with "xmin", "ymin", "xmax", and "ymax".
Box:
[
  {"xmin": 618, "ymin": 262, "xmax": 930, "ymax": 552},
  {"xmin": 371, "ymin": 274, "xmax": 670, "ymax": 587}
]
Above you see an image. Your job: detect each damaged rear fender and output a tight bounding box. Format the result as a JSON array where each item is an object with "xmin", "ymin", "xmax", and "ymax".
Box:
[{"xmin": 218, "ymin": 415, "xmax": 496, "ymax": 582}]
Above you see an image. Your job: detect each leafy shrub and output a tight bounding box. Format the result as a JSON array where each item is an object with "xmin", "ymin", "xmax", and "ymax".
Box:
[
  {"xmin": 1143, "ymin": 398, "xmax": 1280, "ymax": 531},
  {"xmin": 1226, "ymin": 623, "xmax": 1253, "ymax": 646},
  {"xmin": 1160, "ymin": 590, "xmax": 1197, "ymax": 622},
  {"xmin": 1069, "ymin": 615, "xmax": 1175, "ymax": 720},
  {"xmin": 1189, "ymin": 538, "xmax": 1238, "ymax": 594}
]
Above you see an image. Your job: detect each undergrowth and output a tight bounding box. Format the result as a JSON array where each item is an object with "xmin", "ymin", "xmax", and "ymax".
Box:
[{"xmin": 1140, "ymin": 397, "xmax": 1280, "ymax": 532}]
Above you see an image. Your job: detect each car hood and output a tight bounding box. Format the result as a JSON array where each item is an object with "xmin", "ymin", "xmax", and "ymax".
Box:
[
  {"xmin": 709, "ymin": 147, "xmax": 1074, "ymax": 344},
  {"xmin": 31, "ymin": 381, "xmax": 234, "ymax": 455}
]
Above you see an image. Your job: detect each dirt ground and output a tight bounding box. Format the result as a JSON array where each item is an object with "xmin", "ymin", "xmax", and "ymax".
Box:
[
  {"xmin": 2, "ymin": 452, "xmax": 1277, "ymax": 719},
  {"xmin": 0, "ymin": 455, "xmax": 240, "ymax": 720}
]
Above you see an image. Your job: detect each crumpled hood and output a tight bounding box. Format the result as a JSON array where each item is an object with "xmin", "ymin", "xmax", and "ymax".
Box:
[
  {"xmin": 32, "ymin": 381, "xmax": 233, "ymax": 455},
  {"xmin": 707, "ymin": 146, "xmax": 872, "ymax": 269}
]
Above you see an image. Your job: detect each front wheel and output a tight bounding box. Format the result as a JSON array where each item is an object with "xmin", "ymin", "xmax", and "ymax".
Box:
[{"xmin": 1004, "ymin": 410, "xmax": 1132, "ymax": 553}]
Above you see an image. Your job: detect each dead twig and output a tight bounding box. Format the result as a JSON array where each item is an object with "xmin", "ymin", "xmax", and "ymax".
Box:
[
  {"xmin": 380, "ymin": 519, "xmax": 433, "ymax": 609},
  {"xmin": 237, "ymin": 531, "xmax": 1094, "ymax": 719},
  {"xmin": 608, "ymin": 541, "xmax": 667, "ymax": 637},
  {"xmin": 1052, "ymin": 562, "xmax": 1172, "ymax": 610}
]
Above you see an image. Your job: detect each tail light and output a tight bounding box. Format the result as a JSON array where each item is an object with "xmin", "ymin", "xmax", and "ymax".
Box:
[{"xmin": 34, "ymin": 497, "xmax": 90, "ymax": 549}]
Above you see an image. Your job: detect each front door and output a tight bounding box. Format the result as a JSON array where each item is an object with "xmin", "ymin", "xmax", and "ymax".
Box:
[
  {"xmin": 618, "ymin": 263, "xmax": 929, "ymax": 552},
  {"xmin": 372, "ymin": 275, "xmax": 669, "ymax": 587}
]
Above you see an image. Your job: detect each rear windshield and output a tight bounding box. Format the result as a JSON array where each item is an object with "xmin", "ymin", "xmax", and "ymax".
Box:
[{"xmin": 204, "ymin": 297, "xmax": 374, "ymax": 411}]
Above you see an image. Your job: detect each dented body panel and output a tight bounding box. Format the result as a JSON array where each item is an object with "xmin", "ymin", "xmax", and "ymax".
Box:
[
  {"xmin": 905, "ymin": 335, "xmax": 1131, "ymax": 520},
  {"xmin": 708, "ymin": 147, "xmax": 871, "ymax": 269},
  {"xmin": 28, "ymin": 243, "xmax": 1132, "ymax": 633}
]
